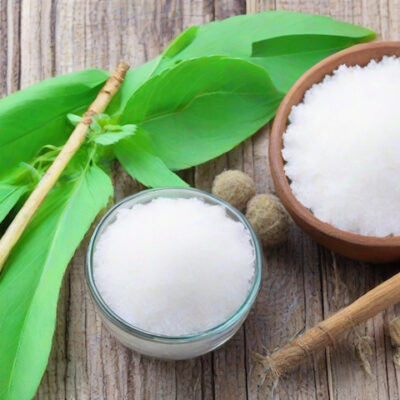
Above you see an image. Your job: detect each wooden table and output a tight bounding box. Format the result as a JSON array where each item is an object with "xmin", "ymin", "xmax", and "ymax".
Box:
[{"xmin": 2, "ymin": 0, "xmax": 400, "ymax": 399}]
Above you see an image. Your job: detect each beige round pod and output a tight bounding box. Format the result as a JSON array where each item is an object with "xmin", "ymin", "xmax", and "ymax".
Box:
[
  {"xmin": 246, "ymin": 194, "xmax": 290, "ymax": 248},
  {"xmin": 212, "ymin": 170, "xmax": 256, "ymax": 211}
]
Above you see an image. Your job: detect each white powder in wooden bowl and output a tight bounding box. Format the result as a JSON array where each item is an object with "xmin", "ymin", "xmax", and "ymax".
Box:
[
  {"xmin": 282, "ymin": 56, "xmax": 400, "ymax": 237},
  {"xmin": 93, "ymin": 197, "xmax": 255, "ymax": 336}
]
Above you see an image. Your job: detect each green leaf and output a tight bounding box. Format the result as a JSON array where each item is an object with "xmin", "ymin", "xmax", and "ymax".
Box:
[
  {"xmin": 0, "ymin": 163, "xmax": 113, "ymax": 400},
  {"xmin": 121, "ymin": 56, "xmax": 283, "ymax": 170},
  {"xmin": 0, "ymin": 69, "xmax": 109, "ymax": 175},
  {"xmin": 66, "ymin": 113, "xmax": 82, "ymax": 127},
  {"xmin": 163, "ymin": 26, "xmax": 199, "ymax": 59},
  {"xmin": 106, "ymin": 58, "xmax": 160, "ymax": 116},
  {"xmin": 250, "ymin": 33, "xmax": 373, "ymax": 91},
  {"xmin": 114, "ymin": 129, "xmax": 188, "ymax": 188},
  {"xmin": 0, "ymin": 164, "xmax": 39, "ymax": 225},
  {"xmin": 0, "ymin": 162, "xmax": 39, "ymax": 187},
  {"xmin": 93, "ymin": 124, "xmax": 137, "ymax": 146},
  {"xmin": 155, "ymin": 11, "xmax": 375, "ymax": 92},
  {"xmin": 252, "ymin": 34, "xmax": 365, "ymax": 57},
  {"xmin": 94, "ymin": 129, "xmax": 135, "ymax": 145},
  {"xmin": 0, "ymin": 185, "xmax": 28, "ymax": 224}
]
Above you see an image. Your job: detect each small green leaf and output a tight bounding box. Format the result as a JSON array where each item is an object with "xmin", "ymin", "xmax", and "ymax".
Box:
[
  {"xmin": 94, "ymin": 125, "xmax": 137, "ymax": 146},
  {"xmin": 66, "ymin": 113, "xmax": 82, "ymax": 127},
  {"xmin": 0, "ymin": 163, "xmax": 113, "ymax": 400},
  {"xmin": 102, "ymin": 124, "xmax": 122, "ymax": 132},
  {"xmin": 89, "ymin": 119, "xmax": 102, "ymax": 135},
  {"xmin": 115, "ymin": 130, "xmax": 188, "ymax": 188},
  {"xmin": 163, "ymin": 26, "xmax": 199, "ymax": 59}
]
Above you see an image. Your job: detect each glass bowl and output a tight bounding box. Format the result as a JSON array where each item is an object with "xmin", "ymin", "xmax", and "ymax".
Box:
[{"xmin": 86, "ymin": 187, "xmax": 262, "ymax": 360}]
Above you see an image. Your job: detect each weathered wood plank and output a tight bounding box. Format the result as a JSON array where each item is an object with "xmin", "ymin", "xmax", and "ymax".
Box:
[
  {"xmin": 1, "ymin": 0, "xmax": 399, "ymax": 399},
  {"xmin": 1, "ymin": 0, "xmax": 20, "ymax": 96},
  {"xmin": 20, "ymin": 0, "xmax": 54, "ymax": 87},
  {"xmin": 0, "ymin": 1, "xmax": 7, "ymax": 96}
]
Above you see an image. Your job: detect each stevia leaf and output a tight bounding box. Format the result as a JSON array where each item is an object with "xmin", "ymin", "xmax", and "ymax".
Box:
[
  {"xmin": 121, "ymin": 56, "xmax": 283, "ymax": 170},
  {"xmin": 154, "ymin": 11, "xmax": 375, "ymax": 92},
  {"xmin": 93, "ymin": 125, "xmax": 137, "ymax": 146},
  {"xmin": 67, "ymin": 113, "xmax": 82, "ymax": 127},
  {"xmin": 251, "ymin": 34, "xmax": 365, "ymax": 57},
  {"xmin": 250, "ymin": 33, "xmax": 372, "ymax": 91},
  {"xmin": 114, "ymin": 129, "xmax": 188, "ymax": 188},
  {"xmin": 0, "ymin": 162, "xmax": 113, "ymax": 400},
  {"xmin": 106, "ymin": 58, "xmax": 160, "ymax": 116},
  {"xmin": 93, "ymin": 130, "xmax": 134, "ymax": 146},
  {"xmin": 0, "ymin": 163, "xmax": 40, "ymax": 225},
  {"xmin": 0, "ymin": 69, "xmax": 109, "ymax": 176},
  {"xmin": 0, "ymin": 185, "xmax": 28, "ymax": 224},
  {"xmin": 162, "ymin": 26, "xmax": 199, "ymax": 59}
]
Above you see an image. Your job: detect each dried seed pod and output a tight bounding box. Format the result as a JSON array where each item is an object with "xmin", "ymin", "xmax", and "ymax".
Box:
[
  {"xmin": 246, "ymin": 194, "xmax": 290, "ymax": 248},
  {"xmin": 212, "ymin": 170, "xmax": 256, "ymax": 211}
]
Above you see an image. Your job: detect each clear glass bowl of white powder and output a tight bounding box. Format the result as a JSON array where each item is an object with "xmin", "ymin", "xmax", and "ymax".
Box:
[{"xmin": 86, "ymin": 187, "xmax": 262, "ymax": 360}]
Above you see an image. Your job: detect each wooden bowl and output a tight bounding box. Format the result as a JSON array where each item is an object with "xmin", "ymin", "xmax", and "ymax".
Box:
[{"xmin": 269, "ymin": 41, "xmax": 400, "ymax": 263}]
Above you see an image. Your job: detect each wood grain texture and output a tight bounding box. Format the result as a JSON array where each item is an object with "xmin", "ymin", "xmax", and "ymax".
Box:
[{"xmin": 0, "ymin": 0, "xmax": 399, "ymax": 399}]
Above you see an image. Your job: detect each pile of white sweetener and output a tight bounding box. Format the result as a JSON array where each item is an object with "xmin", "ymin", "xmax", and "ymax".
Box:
[
  {"xmin": 283, "ymin": 56, "xmax": 400, "ymax": 237},
  {"xmin": 93, "ymin": 197, "xmax": 255, "ymax": 336}
]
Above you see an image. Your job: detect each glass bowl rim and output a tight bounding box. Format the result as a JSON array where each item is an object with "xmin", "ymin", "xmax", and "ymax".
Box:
[{"xmin": 85, "ymin": 187, "xmax": 262, "ymax": 344}]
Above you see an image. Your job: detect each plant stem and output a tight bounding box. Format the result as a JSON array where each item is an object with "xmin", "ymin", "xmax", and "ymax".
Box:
[
  {"xmin": 259, "ymin": 271, "xmax": 400, "ymax": 382},
  {"xmin": 0, "ymin": 62, "xmax": 129, "ymax": 272}
]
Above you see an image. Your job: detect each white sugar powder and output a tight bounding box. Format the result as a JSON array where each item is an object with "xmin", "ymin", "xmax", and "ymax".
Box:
[
  {"xmin": 282, "ymin": 56, "xmax": 400, "ymax": 237},
  {"xmin": 93, "ymin": 197, "xmax": 255, "ymax": 336}
]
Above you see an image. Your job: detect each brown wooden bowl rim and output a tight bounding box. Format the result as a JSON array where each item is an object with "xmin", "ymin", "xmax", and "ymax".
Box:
[{"xmin": 270, "ymin": 41, "xmax": 400, "ymax": 248}]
